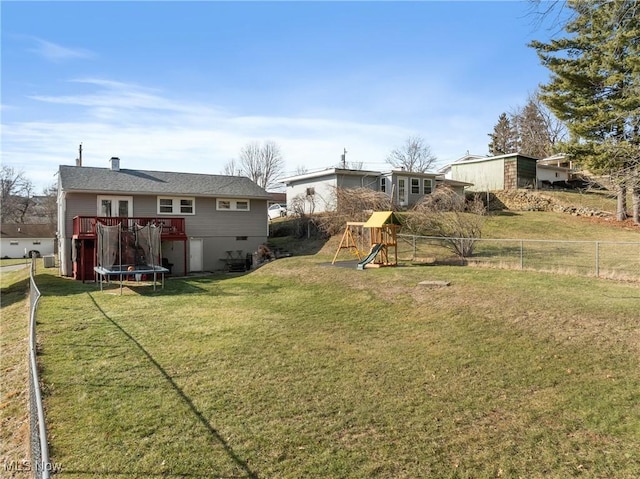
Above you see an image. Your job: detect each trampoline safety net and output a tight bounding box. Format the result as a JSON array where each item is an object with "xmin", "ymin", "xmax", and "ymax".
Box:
[{"xmin": 96, "ymin": 223, "xmax": 162, "ymax": 270}]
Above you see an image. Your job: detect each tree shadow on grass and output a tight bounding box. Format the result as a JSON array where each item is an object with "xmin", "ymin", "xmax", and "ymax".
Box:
[{"xmin": 80, "ymin": 293, "xmax": 260, "ymax": 479}]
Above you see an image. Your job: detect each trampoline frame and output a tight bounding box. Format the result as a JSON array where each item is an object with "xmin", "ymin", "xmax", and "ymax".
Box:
[{"xmin": 94, "ymin": 265, "xmax": 169, "ymax": 294}]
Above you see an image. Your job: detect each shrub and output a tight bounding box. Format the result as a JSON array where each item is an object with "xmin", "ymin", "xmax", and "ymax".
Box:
[{"xmin": 404, "ymin": 187, "xmax": 486, "ymax": 257}]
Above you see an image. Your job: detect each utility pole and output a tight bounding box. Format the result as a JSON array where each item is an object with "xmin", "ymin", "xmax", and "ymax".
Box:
[{"xmin": 341, "ymin": 148, "xmax": 347, "ymax": 168}]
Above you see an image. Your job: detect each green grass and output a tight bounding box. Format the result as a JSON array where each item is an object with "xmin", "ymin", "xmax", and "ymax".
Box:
[
  {"xmin": 1, "ymin": 257, "xmax": 32, "ymax": 266},
  {"xmin": 32, "ymin": 252, "xmax": 640, "ymax": 478},
  {"xmin": 482, "ymin": 211, "xmax": 640, "ymax": 241},
  {"xmin": 0, "ymin": 262, "xmax": 31, "ymax": 463},
  {"xmin": 399, "ymin": 211, "xmax": 640, "ymax": 280}
]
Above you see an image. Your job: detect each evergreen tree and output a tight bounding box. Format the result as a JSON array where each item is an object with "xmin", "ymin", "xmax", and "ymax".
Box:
[
  {"xmin": 488, "ymin": 113, "xmax": 518, "ymax": 155},
  {"xmin": 530, "ymin": 0, "xmax": 640, "ymax": 222},
  {"xmin": 515, "ymin": 99, "xmax": 553, "ymax": 158}
]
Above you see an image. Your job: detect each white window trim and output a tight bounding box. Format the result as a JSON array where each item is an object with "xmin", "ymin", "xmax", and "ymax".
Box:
[
  {"xmin": 216, "ymin": 198, "xmax": 251, "ymax": 211},
  {"xmin": 157, "ymin": 196, "xmax": 196, "ymax": 215},
  {"xmin": 97, "ymin": 195, "xmax": 133, "ymax": 217},
  {"xmin": 410, "ymin": 177, "xmax": 420, "ymax": 195},
  {"xmin": 423, "ymin": 178, "xmax": 433, "ymax": 195}
]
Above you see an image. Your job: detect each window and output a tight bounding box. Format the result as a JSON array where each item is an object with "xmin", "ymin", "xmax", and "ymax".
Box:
[
  {"xmin": 179, "ymin": 199, "xmax": 194, "ymax": 214},
  {"xmin": 380, "ymin": 177, "xmax": 387, "ymax": 193},
  {"xmin": 411, "ymin": 178, "xmax": 420, "ymax": 194},
  {"xmin": 423, "ymin": 179, "xmax": 433, "ymax": 195},
  {"xmin": 98, "ymin": 196, "xmax": 133, "ymax": 217},
  {"xmin": 159, "ymin": 198, "xmax": 173, "ymax": 213},
  {"xmin": 236, "ymin": 236, "xmax": 248, "ymax": 241},
  {"xmin": 33, "ymin": 241, "xmax": 41, "ymax": 245},
  {"xmin": 157, "ymin": 197, "xmax": 195, "ymax": 215},
  {"xmin": 306, "ymin": 187, "xmax": 315, "ymax": 196},
  {"xmin": 217, "ymin": 199, "xmax": 251, "ymax": 211},
  {"xmin": 10, "ymin": 241, "xmax": 18, "ymax": 245}
]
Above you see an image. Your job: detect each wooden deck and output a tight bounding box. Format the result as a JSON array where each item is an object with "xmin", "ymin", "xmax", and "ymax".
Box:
[{"xmin": 72, "ymin": 216, "xmax": 187, "ymax": 240}]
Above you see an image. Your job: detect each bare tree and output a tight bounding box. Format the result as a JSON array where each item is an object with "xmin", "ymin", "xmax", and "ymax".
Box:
[
  {"xmin": 1, "ymin": 166, "xmax": 34, "ymax": 223},
  {"xmin": 233, "ymin": 140, "xmax": 285, "ymax": 190},
  {"xmin": 39, "ymin": 182, "xmax": 58, "ymax": 227},
  {"xmin": 527, "ymin": 92, "xmax": 568, "ymax": 151},
  {"xmin": 386, "ymin": 136, "xmax": 437, "ymax": 172},
  {"xmin": 222, "ymin": 158, "xmax": 242, "ymax": 176},
  {"xmin": 403, "ymin": 187, "xmax": 486, "ymax": 258}
]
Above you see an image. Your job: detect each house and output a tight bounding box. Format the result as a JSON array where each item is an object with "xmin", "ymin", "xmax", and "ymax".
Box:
[
  {"xmin": 280, "ymin": 167, "xmax": 471, "ymax": 214},
  {"xmin": 1, "ymin": 223, "xmax": 56, "ymax": 259},
  {"xmin": 446, "ymin": 152, "xmax": 570, "ymax": 191},
  {"xmin": 267, "ymin": 191, "xmax": 286, "ymax": 207},
  {"xmin": 57, "ymin": 157, "xmax": 272, "ymax": 280},
  {"xmin": 437, "ymin": 153, "xmax": 486, "ymax": 179}
]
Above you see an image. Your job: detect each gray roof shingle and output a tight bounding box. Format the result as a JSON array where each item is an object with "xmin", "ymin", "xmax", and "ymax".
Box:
[
  {"xmin": 59, "ymin": 165, "xmax": 271, "ymax": 199},
  {"xmin": 1, "ymin": 224, "xmax": 56, "ymax": 238}
]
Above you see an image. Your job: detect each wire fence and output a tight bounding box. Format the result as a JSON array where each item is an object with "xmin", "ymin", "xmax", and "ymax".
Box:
[
  {"xmin": 398, "ymin": 234, "xmax": 640, "ymax": 281},
  {"xmin": 29, "ymin": 260, "xmax": 52, "ymax": 479}
]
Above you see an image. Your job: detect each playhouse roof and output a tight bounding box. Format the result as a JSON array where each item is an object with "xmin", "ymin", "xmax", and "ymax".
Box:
[{"xmin": 363, "ymin": 211, "xmax": 401, "ymax": 228}]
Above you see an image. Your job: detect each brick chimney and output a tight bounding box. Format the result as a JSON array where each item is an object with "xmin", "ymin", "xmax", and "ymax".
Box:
[{"xmin": 110, "ymin": 157, "xmax": 120, "ymax": 171}]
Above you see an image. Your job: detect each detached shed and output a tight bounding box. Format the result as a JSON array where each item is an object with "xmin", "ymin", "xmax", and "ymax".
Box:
[
  {"xmin": 450, "ymin": 153, "xmax": 538, "ymax": 191},
  {"xmin": 1, "ymin": 224, "xmax": 56, "ymax": 258}
]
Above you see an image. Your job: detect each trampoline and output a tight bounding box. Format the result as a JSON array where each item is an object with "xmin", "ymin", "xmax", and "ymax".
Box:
[{"xmin": 94, "ymin": 222, "xmax": 169, "ymax": 294}]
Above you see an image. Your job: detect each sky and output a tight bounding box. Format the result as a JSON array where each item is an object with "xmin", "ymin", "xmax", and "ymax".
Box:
[{"xmin": 1, "ymin": 1, "xmax": 564, "ymax": 193}]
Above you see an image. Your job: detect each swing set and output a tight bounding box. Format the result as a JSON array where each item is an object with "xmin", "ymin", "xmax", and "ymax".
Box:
[{"xmin": 332, "ymin": 211, "xmax": 401, "ymax": 269}]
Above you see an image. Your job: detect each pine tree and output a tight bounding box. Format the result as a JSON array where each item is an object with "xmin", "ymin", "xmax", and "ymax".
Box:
[
  {"xmin": 488, "ymin": 113, "xmax": 518, "ymax": 155},
  {"xmin": 530, "ymin": 0, "xmax": 640, "ymax": 222}
]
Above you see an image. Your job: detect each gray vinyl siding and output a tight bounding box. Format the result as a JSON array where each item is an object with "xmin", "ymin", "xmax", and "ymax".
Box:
[
  {"xmin": 287, "ymin": 175, "xmax": 337, "ymax": 214},
  {"xmin": 335, "ymin": 173, "xmax": 379, "ymax": 190},
  {"xmin": 185, "ymin": 197, "xmax": 267, "ymax": 237},
  {"xmin": 62, "ymin": 193, "xmax": 268, "ymax": 274},
  {"xmin": 202, "ymin": 237, "xmax": 264, "ymax": 272}
]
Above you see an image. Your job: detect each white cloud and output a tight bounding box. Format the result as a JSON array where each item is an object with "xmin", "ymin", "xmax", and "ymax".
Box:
[
  {"xmin": 28, "ymin": 37, "xmax": 94, "ymax": 62},
  {"xmin": 2, "ymin": 77, "xmax": 499, "ymax": 192}
]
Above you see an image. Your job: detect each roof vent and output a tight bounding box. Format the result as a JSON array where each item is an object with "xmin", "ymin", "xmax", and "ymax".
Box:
[{"xmin": 110, "ymin": 157, "xmax": 120, "ymax": 171}]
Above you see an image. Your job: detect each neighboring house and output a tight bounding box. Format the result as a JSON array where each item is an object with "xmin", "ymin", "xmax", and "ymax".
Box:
[
  {"xmin": 280, "ymin": 167, "xmax": 471, "ymax": 214},
  {"xmin": 267, "ymin": 192, "xmax": 286, "ymax": 207},
  {"xmin": 536, "ymin": 163, "xmax": 570, "ymax": 186},
  {"xmin": 1, "ymin": 223, "xmax": 56, "ymax": 258},
  {"xmin": 437, "ymin": 153, "xmax": 486, "ymax": 179},
  {"xmin": 446, "ymin": 152, "xmax": 570, "ymax": 191},
  {"xmin": 57, "ymin": 157, "xmax": 272, "ymax": 280}
]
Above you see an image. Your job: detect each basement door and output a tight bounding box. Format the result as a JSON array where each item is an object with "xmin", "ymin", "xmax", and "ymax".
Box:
[{"xmin": 189, "ymin": 238, "xmax": 203, "ymax": 272}]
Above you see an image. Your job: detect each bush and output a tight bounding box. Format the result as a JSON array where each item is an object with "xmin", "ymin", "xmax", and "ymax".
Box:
[{"xmin": 403, "ymin": 187, "xmax": 486, "ymax": 257}]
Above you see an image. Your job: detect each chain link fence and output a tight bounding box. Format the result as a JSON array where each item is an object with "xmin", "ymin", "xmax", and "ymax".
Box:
[
  {"xmin": 29, "ymin": 259, "xmax": 51, "ymax": 479},
  {"xmin": 398, "ymin": 234, "xmax": 640, "ymax": 281}
]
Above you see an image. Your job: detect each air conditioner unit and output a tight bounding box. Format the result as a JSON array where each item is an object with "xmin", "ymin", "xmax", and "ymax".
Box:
[{"xmin": 43, "ymin": 255, "xmax": 55, "ymax": 268}]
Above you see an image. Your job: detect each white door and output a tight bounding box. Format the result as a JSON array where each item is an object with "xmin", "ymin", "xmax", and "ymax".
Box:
[
  {"xmin": 397, "ymin": 178, "xmax": 408, "ymax": 205},
  {"xmin": 189, "ymin": 239, "xmax": 203, "ymax": 272}
]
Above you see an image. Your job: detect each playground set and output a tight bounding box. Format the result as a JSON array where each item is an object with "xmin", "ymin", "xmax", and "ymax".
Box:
[{"xmin": 332, "ymin": 211, "xmax": 401, "ymax": 270}]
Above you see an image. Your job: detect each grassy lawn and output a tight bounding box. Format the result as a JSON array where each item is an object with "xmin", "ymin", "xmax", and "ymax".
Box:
[
  {"xmin": 33, "ymin": 240, "xmax": 640, "ymax": 478},
  {"xmin": 0, "ymin": 263, "xmax": 31, "ymax": 466}
]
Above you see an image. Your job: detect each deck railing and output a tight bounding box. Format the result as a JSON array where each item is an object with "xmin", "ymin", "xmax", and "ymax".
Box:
[{"xmin": 72, "ymin": 216, "xmax": 186, "ymax": 237}]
